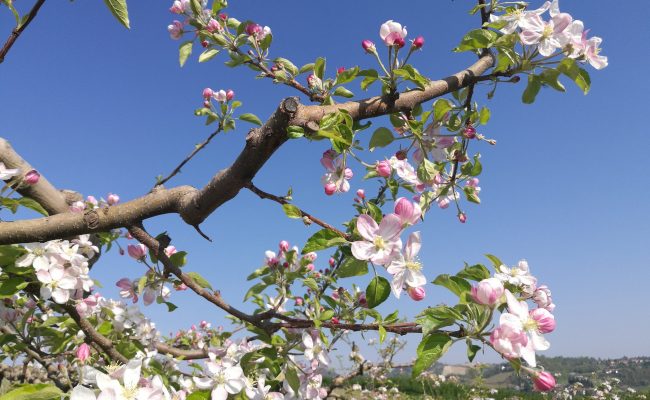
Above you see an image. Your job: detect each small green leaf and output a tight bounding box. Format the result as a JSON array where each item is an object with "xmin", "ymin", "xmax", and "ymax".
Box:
[
  {"xmin": 432, "ymin": 274, "xmax": 471, "ymax": 297},
  {"xmin": 412, "ymin": 333, "xmax": 452, "ymax": 376},
  {"xmin": 0, "ymin": 277, "xmax": 29, "ymax": 298},
  {"xmin": 522, "ymin": 74, "xmax": 541, "ymax": 104},
  {"xmin": 17, "ymin": 197, "xmax": 48, "ymax": 216},
  {"xmin": 198, "ymin": 48, "xmax": 219, "ymax": 63},
  {"xmin": 485, "ymin": 254, "xmax": 504, "ymax": 269},
  {"xmin": 102, "ymin": 0, "xmax": 130, "ymax": 29},
  {"xmin": 539, "ymin": 68, "xmax": 566, "ymax": 92},
  {"xmin": 274, "ymin": 58, "xmax": 299, "ymax": 76},
  {"xmin": 186, "ymin": 390, "xmax": 211, "ymax": 400},
  {"xmin": 299, "ymin": 63, "xmax": 314, "ymax": 74},
  {"xmin": 179, "ymin": 41, "xmax": 193, "ymax": 67},
  {"xmin": 455, "ymin": 29, "xmax": 498, "ymax": 52},
  {"xmin": 557, "ymin": 58, "xmax": 590, "ymax": 94},
  {"xmin": 238, "ymin": 113, "xmax": 262, "ymax": 126},
  {"xmin": 366, "ymin": 276, "xmax": 391, "ymax": 309},
  {"xmin": 335, "ymin": 66, "xmax": 359, "ymax": 85},
  {"xmin": 456, "ymin": 264, "xmax": 490, "ymax": 281},
  {"xmin": 302, "ymin": 229, "xmax": 347, "ymax": 254},
  {"xmin": 378, "ymin": 325, "xmax": 387, "ymax": 343},
  {"xmin": 467, "ymin": 341, "xmax": 481, "ymax": 362},
  {"xmin": 282, "ymin": 204, "xmax": 302, "ymax": 219},
  {"xmin": 368, "ymin": 127, "xmax": 394, "ymax": 151},
  {"xmin": 332, "ymin": 87, "xmax": 354, "ymax": 98},
  {"xmin": 286, "ymin": 367, "xmax": 300, "ymax": 393},
  {"xmin": 169, "ymin": 251, "xmax": 187, "ymax": 268},
  {"xmin": 336, "ymin": 258, "xmax": 368, "ymax": 278},
  {"xmin": 287, "ymin": 125, "xmax": 305, "ymax": 139},
  {"xmin": 0, "ymin": 383, "xmax": 62, "ymax": 400},
  {"xmin": 314, "ymin": 57, "xmax": 326, "ymax": 79},
  {"xmin": 185, "ymin": 272, "xmax": 212, "ymax": 290}
]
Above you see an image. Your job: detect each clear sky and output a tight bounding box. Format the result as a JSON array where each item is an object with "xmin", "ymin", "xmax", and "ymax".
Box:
[{"xmin": 1, "ymin": 0, "xmax": 649, "ymax": 365}]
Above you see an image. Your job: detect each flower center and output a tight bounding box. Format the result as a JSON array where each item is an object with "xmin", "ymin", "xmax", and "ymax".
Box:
[
  {"xmin": 542, "ymin": 24, "xmax": 554, "ymax": 39},
  {"xmin": 122, "ymin": 386, "xmax": 139, "ymax": 400},
  {"xmin": 406, "ymin": 260, "xmax": 422, "ymax": 272},
  {"xmin": 373, "ymin": 236, "xmax": 386, "ymax": 250},
  {"xmin": 523, "ymin": 318, "xmax": 539, "ymax": 332},
  {"xmin": 33, "ymin": 248, "xmax": 45, "ymax": 256}
]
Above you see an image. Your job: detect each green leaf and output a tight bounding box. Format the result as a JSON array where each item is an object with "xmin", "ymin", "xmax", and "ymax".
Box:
[
  {"xmin": 186, "ymin": 272, "xmax": 213, "ymax": 290},
  {"xmin": 456, "ymin": 264, "xmax": 490, "ymax": 281},
  {"xmin": 163, "ymin": 301, "xmax": 178, "ymax": 312},
  {"xmin": 366, "ymin": 276, "xmax": 391, "ymax": 309},
  {"xmin": 0, "ymin": 277, "xmax": 29, "ymax": 298},
  {"xmin": 378, "ymin": 325, "xmax": 387, "ymax": 343},
  {"xmin": 315, "ymin": 130, "xmax": 351, "ymax": 147},
  {"xmin": 179, "ymin": 41, "xmax": 193, "ymax": 67},
  {"xmin": 557, "ymin": 58, "xmax": 590, "ymax": 94},
  {"xmin": 412, "ymin": 333, "xmax": 452, "ymax": 376},
  {"xmin": 359, "ymin": 69, "xmax": 378, "ymax": 91},
  {"xmin": 102, "ymin": 0, "xmax": 130, "ymax": 29},
  {"xmin": 368, "ymin": 127, "xmax": 394, "ymax": 151},
  {"xmin": 198, "ymin": 48, "xmax": 219, "ymax": 63},
  {"xmin": 539, "ymin": 68, "xmax": 566, "ymax": 92},
  {"xmin": 332, "ymin": 87, "xmax": 354, "ymax": 98},
  {"xmin": 186, "ymin": 391, "xmax": 211, "ymax": 400},
  {"xmin": 274, "ymin": 58, "xmax": 299, "ymax": 76},
  {"xmin": 335, "ymin": 66, "xmax": 359, "ymax": 85},
  {"xmin": 417, "ymin": 158, "xmax": 438, "ymax": 183},
  {"xmin": 522, "ymin": 74, "xmax": 541, "ymax": 104},
  {"xmin": 314, "ymin": 57, "xmax": 326, "ymax": 80},
  {"xmin": 433, "ymin": 274, "xmax": 471, "ymax": 297},
  {"xmin": 282, "ymin": 204, "xmax": 302, "ymax": 219},
  {"xmin": 336, "ymin": 258, "xmax": 368, "ymax": 278},
  {"xmin": 247, "ymin": 266, "xmax": 269, "ymax": 281},
  {"xmin": 0, "ymin": 245, "xmax": 26, "ymax": 266},
  {"xmin": 238, "ymin": 113, "xmax": 262, "ymax": 126},
  {"xmin": 299, "ymin": 63, "xmax": 314, "ymax": 74},
  {"xmin": 463, "ymin": 186, "xmax": 481, "ymax": 204},
  {"xmin": 467, "ymin": 341, "xmax": 481, "ymax": 362},
  {"xmin": 0, "ymin": 383, "xmax": 63, "ymax": 400},
  {"xmin": 485, "ymin": 254, "xmax": 504, "ymax": 269},
  {"xmin": 302, "ymin": 229, "xmax": 347, "ymax": 254},
  {"xmin": 169, "ymin": 251, "xmax": 187, "ymax": 268},
  {"xmin": 455, "ymin": 29, "xmax": 498, "ymax": 52},
  {"xmin": 286, "ymin": 367, "xmax": 300, "ymax": 393},
  {"xmin": 432, "ymin": 99, "xmax": 452, "ymax": 122},
  {"xmin": 17, "ymin": 197, "xmax": 48, "ymax": 216},
  {"xmin": 479, "ymin": 107, "xmax": 490, "ymax": 125},
  {"xmin": 287, "ymin": 125, "xmax": 305, "ymax": 139},
  {"xmin": 244, "ymin": 282, "xmax": 267, "ymax": 301}
]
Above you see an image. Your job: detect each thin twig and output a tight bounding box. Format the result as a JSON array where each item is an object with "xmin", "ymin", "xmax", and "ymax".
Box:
[
  {"xmin": 244, "ymin": 182, "xmax": 350, "ymax": 239},
  {"xmin": 0, "ymin": 0, "xmax": 47, "ymax": 64}
]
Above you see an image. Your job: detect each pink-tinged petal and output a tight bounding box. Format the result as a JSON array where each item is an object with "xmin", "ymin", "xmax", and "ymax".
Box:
[
  {"xmin": 51, "ymin": 288, "xmax": 70, "ymax": 304},
  {"xmin": 390, "ymin": 272, "xmax": 405, "ymax": 298},
  {"xmin": 505, "ymin": 290, "xmax": 528, "ymax": 320},
  {"xmin": 302, "ymin": 331, "xmax": 314, "ymax": 349},
  {"xmin": 70, "ymin": 385, "xmax": 97, "ymax": 400},
  {"xmin": 33, "ymin": 256, "xmax": 50, "ymax": 271},
  {"xmin": 36, "ymin": 269, "xmax": 52, "ymax": 284},
  {"xmin": 500, "ymin": 312, "xmax": 523, "ymax": 330},
  {"xmin": 377, "ymin": 213, "xmax": 403, "ymax": 241},
  {"xmin": 530, "ymin": 331, "xmax": 550, "ymax": 351},
  {"xmin": 58, "ymin": 276, "xmax": 78, "ymax": 290},
  {"xmin": 386, "ymin": 258, "xmax": 405, "ymax": 275},
  {"xmin": 356, "ymin": 214, "xmax": 378, "ymax": 241},
  {"xmin": 49, "ymin": 265, "xmax": 65, "ymax": 281},
  {"xmin": 193, "ymin": 377, "xmax": 214, "ymax": 390},
  {"xmin": 405, "ymin": 231, "xmax": 421, "ymax": 260},
  {"xmin": 351, "ymin": 241, "xmax": 375, "ymax": 261},
  {"xmin": 405, "ymin": 270, "xmax": 426, "ymax": 288}
]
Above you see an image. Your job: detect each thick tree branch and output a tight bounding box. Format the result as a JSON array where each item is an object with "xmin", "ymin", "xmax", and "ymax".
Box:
[{"xmin": 0, "ymin": 0, "xmax": 46, "ymax": 64}]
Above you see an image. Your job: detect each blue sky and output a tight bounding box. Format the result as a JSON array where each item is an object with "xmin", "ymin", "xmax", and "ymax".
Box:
[{"xmin": 1, "ymin": 0, "xmax": 649, "ymax": 365}]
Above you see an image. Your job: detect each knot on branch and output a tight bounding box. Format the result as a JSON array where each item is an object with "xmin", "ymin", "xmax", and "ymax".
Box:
[
  {"xmin": 281, "ymin": 97, "xmax": 299, "ymax": 115},
  {"xmin": 83, "ymin": 209, "xmax": 100, "ymax": 229}
]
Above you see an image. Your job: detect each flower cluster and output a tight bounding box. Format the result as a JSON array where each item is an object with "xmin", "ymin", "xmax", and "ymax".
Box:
[
  {"xmin": 351, "ymin": 197, "xmax": 427, "ymax": 300},
  {"xmin": 17, "ymin": 236, "xmax": 96, "ymax": 304},
  {"xmin": 70, "ymin": 193, "xmax": 120, "ymax": 213},
  {"xmin": 320, "ymin": 150, "xmax": 353, "ymax": 195},
  {"xmin": 491, "ymin": 0, "xmax": 607, "ymax": 69}
]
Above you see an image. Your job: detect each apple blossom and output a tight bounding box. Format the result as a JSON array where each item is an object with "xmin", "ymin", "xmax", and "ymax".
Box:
[
  {"xmin": 70, "ymin": 200, "xmax": 86, "ymax": 213},
  {"xmin": 77, "ymin": 343, "xmax": 91, "ymax": 363},
  {"xmin": 379, "ymin": 20, "xmax": 407, "ymax": 47},
  {"xmin": 530, "ymin": 307, "xmax": 556, "ymax": 334},
  {"xmin": 0, "ymin": 162, "xmax": 19, "ymax": 180},
  {"xmin": 351, "ymin": 214, "xmax": 403, "ymax": 265},
  {"xmin": 206, "ymin": 18, "xmax": 221, "ymax": 33},
  {"xmin": 584, "ymin": 36, "xmax": 608, "ymax": 70},
  {"xmin": 194, "ymin": 360, "xmax": 246, "ymax": 400},
  {"xmin": 116, "ymin": 278, "xmax": 138, "ymax": 303},
  {"xmin": 37, "ymin": 265, "xmax": 78, "ymax": 304},
  {"xmin": 471, "ymin": 278, "xmax": 505, "ymax": 306},
  {"xmin": 127, "ymin": 243, "xmax": 147, "ymax": 260},
  {"xmin": 386, "ymin": 232, "xmax": 426, "ymax": 298},
  {"xmin": 495, "ymin": 259, "xmax": 537, "ymax": 288},
  {"xmin": 303, "ymin": 331, "xmax": 330, "ymax": 366},
  {"xmin": 376, "ymin": 160, "xmax": 392, "ymax": 177},
  {"xmin": 519, "ymin": 13, "xmax": 569, "ymax": 56},
  {"xmin": 394, "ymin": 197, "xmax": 422, "ymax": 226},
  {"xmin": 489, "ymin": 1, "xmax": 551, "ymax": 34},
  {"xmin": 167, "ymin": 20, "xmax": 184, "ymax": 40},
  {"xmin": 213, "ymin": 89, "xmax": 227, "ymax": 103},
  {"xmin": 533, "ymin": 285, "xmax": 555, "ymax": 311},
  {"xmin": 321, "ymin": 155, "xmax": 353, "ymax": 195}
]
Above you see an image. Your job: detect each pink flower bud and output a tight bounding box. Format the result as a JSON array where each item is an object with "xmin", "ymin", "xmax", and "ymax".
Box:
[
  {"xmin": 245, "ymin": 23, "xmax": 262, "ymax": 36},
  {"xmin": 533, "ymin": 285, "xmax": 554, "ymax": 310},
  {"xmin": 358, "ymin": 292, "xmax": 368, "ymax": 308},
  {"xmin": 164, "ymin": 246, "xmax": 177, "ymax": 257},
  {"xmin": 70, "ymin": 201, "xmax": 86, "ymax": 213},
  {"xmin": 324, "ymin": 182, "xmax": 337, "ymax": 196},
  {"xmin": 24, "ymin": 169, "xmax": 40, "ymax": 185},
  {"xmin": 394, "ymin": 197, "xmax": 422, "ymax": 226},
  {"xmin": 376, "ymin": 160, "xmax": 392, "ymax": 177},
  {"xmin": 458, "ymin": 213, "xmax": 467, "ymax": 223},
  {"xmin": 87, "ymin": 195, "xmax": 98, "ymax": 207},
  {"xmin": 407, "ymin": 286, "xmax": 426, "ymax": 301},
  {"xmin": 127, "ymin": 244, "xmax": 147, "ymax": 260},
  {"xmin": 219, "ymin": 13, "xmax": 227, "ymax": 20},
  {"xmin": 226, "ymin": 89, "xmax": 235, "ymax": 101},
  {"xmin": 168, "ymin": 20, "xmax": 184, "ymax": 40},
  {"xmin": 200, "ymin": 320, "xmax": 209, "ymax": 328},
  {"xmin": 362, "ymin": 39, "xmax": 376, "ymax": 53},
  {"xmin": 295, "ymin": 297, "xmax": 303, "ymax": 306},
  {"xmin": 201, "ymin": 40, "xmax": 209, "ymax": 48},
  {"xmin": 331, "ymin": 291, "xmax": 340, "ymax": 300},
  {"xmin": 463, "ymin": 125, "xmax": 477, "ymax": 139},
  {"xmin": 279, "ymin": 240, "xmax": 290, "ymax": 252},
  {"xmin": 304, "ymin": 252, "xmax": 317, "ymax": 262},
  {"xmin": 331, "ymin": 317, "xmax": 340, "ymax": 324},
  {"xmin": 115, "ymin": 278, "xmax": 132, "ymax": 290},
  {"xmin": 530, "ymin": 308, "xmax": 556, "ymax": 334},
  {"xmin": 306, "ymin": 264, "xmax": 315, "ymax": 271},
  {"xmin": 76, "ymin": 343, "xmax": 91, "ymax": 363},
  {"xmin": 393, "ymin": 36, "xmax": 405, "ymax": 48},
  {"xmin": 356, "ymin": 189, "xmax": 365, "ymax": 199},
  {"xmin": 412, "ymin": 35, "xmax": 425, "ymax": 49},
  {"xmin": 532, "ymin": 371, "xmax": 556, "ymax": 392},
  {"xmin": 337, "ymin": 66, "xmax": 345, "ymax": 74},
  {"xmin": 107, "ymin": 193, "xmax": 119, "ymax": 206},
  {"xmin": 175, "ymin": 283, "xmax": 188, "ymax": 291},
  {"xmin": 471, "ymin": 278, "xmax": 504, "ymax": 306},
  {"xmin": 206, "ymin": 18, "xmax": 221, "ymax": 33},
  {"xmin": 466, "ymin": 177, "xmax": 480, "ymax": 187}
]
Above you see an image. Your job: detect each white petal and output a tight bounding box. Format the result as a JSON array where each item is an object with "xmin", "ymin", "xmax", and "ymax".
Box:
[{"xmin": 351, "ymin": 241, "xmax": 375, "ymax": 261}]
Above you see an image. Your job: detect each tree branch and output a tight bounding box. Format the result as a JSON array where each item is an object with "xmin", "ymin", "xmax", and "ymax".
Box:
[{"xmin": 0, "ymin": 0, "xmax": 46, "ymax": 64}]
